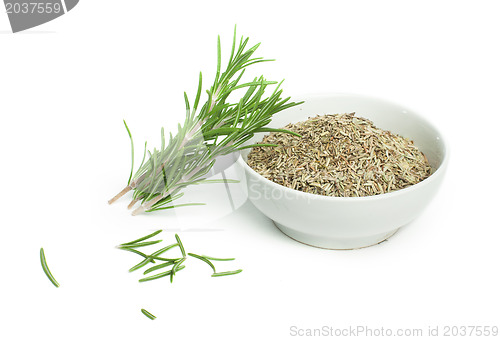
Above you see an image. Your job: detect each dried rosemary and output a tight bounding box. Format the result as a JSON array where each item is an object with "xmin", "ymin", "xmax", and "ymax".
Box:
[{"xmin": 247, "ymin": 113, "xmax": 432, "ymax": 197}]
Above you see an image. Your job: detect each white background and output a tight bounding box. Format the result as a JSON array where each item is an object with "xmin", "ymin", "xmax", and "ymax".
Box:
[{"xmin": 1, "ymin": 1, "xmax": 499, "ymax": 339}]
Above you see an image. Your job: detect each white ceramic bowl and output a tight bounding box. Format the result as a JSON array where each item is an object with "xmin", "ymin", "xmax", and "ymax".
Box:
[{"xmin": 236, "ymin": 93, "xmax": 449, "ymax": 249}]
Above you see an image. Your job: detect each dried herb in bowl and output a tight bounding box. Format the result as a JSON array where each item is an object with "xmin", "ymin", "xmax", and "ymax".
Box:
[{"xmin": 247, "ymin": 113, "xmax": 432, "ymax": 197}]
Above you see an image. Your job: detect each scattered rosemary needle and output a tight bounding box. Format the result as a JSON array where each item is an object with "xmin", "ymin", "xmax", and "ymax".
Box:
[
  {"xmin": 40, "ymin": 248, "xmax": 60, "ymax": 288},
  {"xmin": 120, "ymin": 230, "xmax": 162, "ymax": 246},
  {"xmin": 139, "ymin": 266, "xmax": 186, "ymax": 283},
  {"xmin": 118, "ymin": 240, "xmax": 162, "ymax": 249},
  {"xmin": 129, "ymin": 257, "xmax": 154, "ymax": 273},
  {"xmin": 150, "ymin": 256, "xmax": 183, "ymax": 262},
  {"xmin": 170, "ymin": 257, "xmax": 187, "ymax": 283},
  {"xmin": 202, "ymin": 255, "xmax": 235, "ymax": 261},
  {"xmin": 212, "ymin": 269, "xmax": 243, "ymax": 277},
  {"xmin": 118, "ymin": 230, "xmax": 241, "ymax": 283},
  {"xmin": 141, "ymin": 309, "xmax": 156, "ymax": 320},
  {"xmin": 128, "ymin": 245, "xmax": 178, "ymax": 272},
  {"xmin": 175, "ymin": 233, "xmax": 186, "ymax": 257},
  {"xmin": 120, "ymin": 247, "xmax": 149, "ymax": 258},
  {"xmin": 188, "ymin": 253, "xmax": 216, "ymax": 273},
  {"xmin": 143, "ymin": 261, "xmax": 175, "ymax": 275}
]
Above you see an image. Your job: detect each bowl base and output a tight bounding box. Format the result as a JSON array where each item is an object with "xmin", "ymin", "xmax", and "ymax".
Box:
[{"xmin": 273, "ymin": 221, "xmax": 400, "ymax": 250}]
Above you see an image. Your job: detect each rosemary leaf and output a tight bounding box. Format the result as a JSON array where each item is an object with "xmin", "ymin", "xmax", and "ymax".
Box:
[
  {"xmin": 128, "ymin": 243, "xmax": 179, "ymax": 272},
  {"xmin": 170, "ymin": 257, "xmax": 187, "ymax": 283},
  {"xmin": 149, "ymin": 256, "xmax": 183, "ymax": 262},
  {"xmin": 123, "ymin": 120, "xmax": 134, "ymax": 186},
  {"xmin": 172, "ymin": 257, "xmax": 186, "ymax": 273},
  {"xmin": 201, "ymin": 255, "xmax": 235, "ymax": 261},
  {"xmin": 40, "ymin": 248, "xmax": 60, "ymax": 288},
  {"xmin": 120, "ymin": 247, "xmax": 154, "ymax": 262},
  {"xmin": 139, "ymin": 265, "xmax": 185, "ymax": 283},
  {"xmin": 188, "ymin": 253, "xmax": 216, "ymax": 273},
  {"xmin": 120, "ymin": 230, "xmax": 162, "ymax": 246},
  {"xmin": 143, "ymin": 261, "xmax": 175, "ymax": 275},
  {"xmin": 129, "ymin": 257, "xmax": 153, "ymax": 273},
  {"xmin": 119, "ymin": 240, "xmax": 162, "ymax": 249},
  {"xmin": 152, "ymin": 243, "xmax": 180, "ymax": 256},
  {"xmin": 212, "ymin": 269, "xmax": 243, "ymax": 277},
  {"xmin": 141, "ymin": 309, "xmax": 156, "ymax": 320},
  {"xmin": 147, "ymin": 202, "xmax": 205, "ymax": 212},
  {"xmin": 175, "ymin": 234, "xmax": 186, "ymax": 257}
]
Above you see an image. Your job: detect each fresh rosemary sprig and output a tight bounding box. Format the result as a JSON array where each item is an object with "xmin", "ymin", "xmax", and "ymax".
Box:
[
  {"xmin": 40, "ymin": 248, "xmax": 60, "ymax": 288},
  {"xmin": 108, "ymin": 28, "xmax": 302, "ymax": 215}
]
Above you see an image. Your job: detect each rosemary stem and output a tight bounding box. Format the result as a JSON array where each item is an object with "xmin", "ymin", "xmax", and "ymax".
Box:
[
  {"xmin": 108, "ymin": 185, "xmax": 132, "ymax": 204},
  {"xmin": 128, "ymin": 197, "xmax": 141, "ymax": 210},
  {"xmin": 132, "ymin": 166, "xmax": 200, "ymax": 215},
  {"xmin": 131, "ymin": 188, "xmax": 173, "ymax": 216},
  {"xmin": 179, "ymin": 119, "xmax": 204, "ymax": 148},
  {"xmin": 109, "ymin": 173, "xmax": 148, "ymax": 204}
]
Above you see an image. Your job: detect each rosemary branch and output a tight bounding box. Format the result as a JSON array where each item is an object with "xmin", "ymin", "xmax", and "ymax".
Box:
[{"xmin": 109, "ymin": 27, "xmax": 302, "ymax": 214}]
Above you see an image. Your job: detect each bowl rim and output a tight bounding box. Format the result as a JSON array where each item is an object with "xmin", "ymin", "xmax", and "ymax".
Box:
[{"xmin": 236, "ymin": 92, "xmax": 450, "ymax": 202}]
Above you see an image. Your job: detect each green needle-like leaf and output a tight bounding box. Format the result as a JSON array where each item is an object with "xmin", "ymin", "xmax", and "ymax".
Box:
[
  {"xmin": 141, "ymin": 309, "xmax": 156, "ymax": 320},
  {"xmin": 129, "ymin": 257, "xmax": 153, "ymax": 273},
  {"xmin": 120, "ymin": 230, "xmax": 162, "ymax": 246},
  {"xmin": 119, "ymin": 247, "xmax": 152, "ymax": 260},
  {"xmin": 127, "ymin": 243, "xmax": 178, "ymax": 272},
  {"xmin": 169, "ymin": 257, "xmax": 187, "ymax": 283},
  {"xmin": 139, "ymin": 266, "xmax": 185, "ymax": 283},
  {"xmin": 188, "ymin": 253, "xmax": 216, "ymax": 273},
  {"xmin": 212, "ymin": 269, "xmax": 243, "ymax": 277},
  {"xmin": 119, "ymin": 240, "xmax": 162, "ymax": 249},
  {"xmin": 175, "ymin": 234, "xmax": 186, "ymax": 257},
  {"xmin": 143, "ymin": 261, "xmax": 175, "ymax": 275},
  {"xmin": 149, "ymin": 256, "xmax": 183, "ymax": 262},
  {"xmin": 40, "ymin": 248, "xmax": 60, "ymax": 288},
  {"xmin": 201, "ymin": 255, "xmax": 235, "ymax": 261},
  {"xmin": 123, "ymin": 120, "xmax": 134, "ymax": 186}
]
